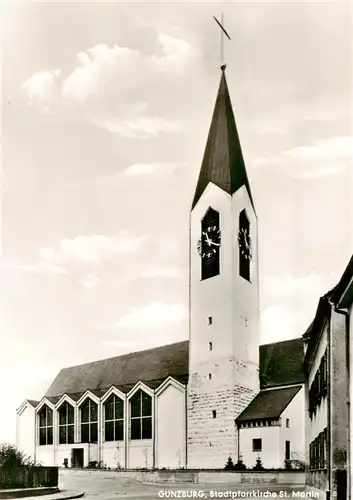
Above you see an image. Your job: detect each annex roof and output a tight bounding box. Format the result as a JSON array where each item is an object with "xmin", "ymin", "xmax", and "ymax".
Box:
[{"xmin": 236, "ymin": 385, "xmax": 302, "ymax": 421}]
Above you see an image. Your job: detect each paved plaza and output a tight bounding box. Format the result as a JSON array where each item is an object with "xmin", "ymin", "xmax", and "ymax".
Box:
[{"xmin": 59, "ymin": 471, "xmax": 316, "ymax": 500}]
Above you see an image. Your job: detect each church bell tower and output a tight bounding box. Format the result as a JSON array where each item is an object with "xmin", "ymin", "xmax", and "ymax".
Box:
[{"xmin": 187, "ymin": 65, "xmax": 260, "ymax": 468}]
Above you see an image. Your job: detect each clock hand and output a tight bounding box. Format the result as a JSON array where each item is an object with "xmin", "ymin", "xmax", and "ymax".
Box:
[
  {"xmin": 205, "ymin": 234, "xmax": 211, "ymax": 246},
  {"xmin": 209, "ymin": 241, "xmax": 220, "ymax": 247}
]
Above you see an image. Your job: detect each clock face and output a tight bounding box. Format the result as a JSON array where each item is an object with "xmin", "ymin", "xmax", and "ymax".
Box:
[
  {"xmin": 200, "ymin": 208, "xmax": 221, "ymax": 280},
  {"xmin": 238, "ymin": 227, "xmax": 251, "ymax": 259},
  {"xmin": 200, "ymin": 224, "xmax": 221, "ymax": 258}
]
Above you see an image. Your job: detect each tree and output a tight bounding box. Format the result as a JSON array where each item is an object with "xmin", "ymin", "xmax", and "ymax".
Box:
[
  {"xmin": 0, "ymin": 443, "xmax": 39, "ymax": 469},
  {"xmin": 224, "ymin": 456, "xmax": 235, "ymax": 470},
  {"xmin": 253, "ymin": 455, "xmax": 264, "ymax": 471}
]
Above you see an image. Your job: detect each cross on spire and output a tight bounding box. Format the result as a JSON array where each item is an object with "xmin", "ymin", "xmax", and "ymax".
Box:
[{"xmin": 213, "ymin": 13, "xmax": 231, "ymax": 70}]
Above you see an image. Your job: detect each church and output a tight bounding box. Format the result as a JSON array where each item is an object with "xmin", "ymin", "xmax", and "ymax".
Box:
[{"xmin": 16, "ymin": 66, "xmax": 305, "ymax": 470}]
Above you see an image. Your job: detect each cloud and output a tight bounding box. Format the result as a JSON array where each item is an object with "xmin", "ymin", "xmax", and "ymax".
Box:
[
  {"xmin": 261, "ymin": 271, "xmax": 338, "ymax": 341},
  {"xmin": 152, "ymin": 33, "xmax": 198, "ymax": 71},
  {"xmin": 62, "ymin": 34, "xmax": 197, "ymax": 103},
  {"xmin": 254, "ymin": 135, "xmax": 352, "ymax": 179},
  {"xmin": 62, "ymin": 44, "xmax": 142, "ymax": 101},
  {"xmin": 0, "ymin": 259, "xmax": 67, "ymax": 276},
  {"xmin": 22, "ymin": 69, "xmax": 61, "ymax": 112},
  {"xmin": 261, "ymin": 305, "xmax": 304, "ymax": 343},
  {"xmin": 100, "ymin": 117, "xmax": 183, "ymax": 138},
  {"xmin": 140, "ymin": 267, "xmax": 182, "ymax": 279},
  {"xmin": 264, "ymin": 272, "xmax": 335, "ymax": 300},
  {"xmin": 125, "ymin": 162, "xmax": 186, "ymax": 175},
  {"xmin": 40, "ymin": 233, "xmax": 147, "ymax": 265},
  {"xmin": 81, "ymin": 274, "xmax": 101, "ymax": 289},
  {"xmin": 103, "ymin": 302, "xmax": 186, "ymax": 330}
]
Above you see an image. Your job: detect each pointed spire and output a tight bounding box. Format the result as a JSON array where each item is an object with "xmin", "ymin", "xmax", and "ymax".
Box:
[{"xmin": 192, "ymin": 67, "xmax": 255, "ymax": 211}]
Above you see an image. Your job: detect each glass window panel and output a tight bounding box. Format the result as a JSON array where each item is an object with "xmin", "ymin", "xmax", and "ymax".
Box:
[
  {"xmin": 142, "ymin": 394, "xmax": 152, "ymax": 416},
  {"xmin": 68, "ymin": 425, "xmax": 75, "ymax": 444},
  {"xmin": 39, "ymin": 428, "xmax": 46, "ymax": 445},
  {"xmin": 91, "ymin": 423, "xmax": 98, "ymax": 442},
  {"xmin": 47, "ymin": 427, "xmax": 53, "ymax": 445},
  {"xmin": 68, "ymin": 405, "xmax": 74, "ymax": 424},
  {"xmin": 115, "ymin": 398, "xmax": 124, "ymax": 419},
  {"xmin": 115, "ymin": 420, "xmax": 124, "ymax": 441},
  {"xmin": 39, "ymin": 410, "xmax": 46, "ymax": 427},
  {"xmin": 142, "ymin": 417, "xmax": 152, "ymax": 439},
  {"xmin": 90, "ymin": 402, "xmax": 98, "ymax": 422},
  {"xmin": 47, "ymin": 409, "xmax": 53, "ymax": 426},
  {"xmin": 105, "ymin": 400, "xmax": 114, "ymax": 421},
  {"xmin": 81, "ymin": 403, "xmax": 89, "ymax": 423},
  {"xmin": 131, "ymin": 418, "xmax": 141, "ymax": 440},
  {"xmin": 59, "ymin": 426, "xmax": 66, "ymax": 444},
  {"xmin": 59, "ymin": 406, "xmax": 67, "ymax": 425},
  {"xmin": 105, "ymin": 421, "xmax": 114, "ymax": 441},
  {"xmin": 130, "ymin": 394, "xmax": 141, "ymax": 418},
  {"xmin": 81, "ymin": 424, "xmax": 89, "ymax": 443}
]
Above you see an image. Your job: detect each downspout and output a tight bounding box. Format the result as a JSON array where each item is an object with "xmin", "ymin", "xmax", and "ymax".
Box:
[
  {"xmin": 334, "ymin": 304, "xmax": 350, "ymax": 500},
  {"xmin": 327, "ymin": 306, "xmax": 332, "ymax": 500},
  {"xmin": 152, "ymin": 391, "xmax": 156, "ymax": 469},
  {"xmin": 237, "ymin": 421, "xmax": 240, "ymax": 461},
  {"xmin": 124, "ymin": 398, "xmax": 128, "ymax": 470},
  {"xmin": 185, "ymin": 387, "xmax": 188, "ymax": 469}
]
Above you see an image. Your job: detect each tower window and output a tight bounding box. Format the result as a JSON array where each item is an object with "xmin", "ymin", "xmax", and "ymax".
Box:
[
  {"xmin": 208, "ymin": 342, "xmax": 213, "ymax": 351},
  {"xmin": 286, "ymin": 418, "xmax": 290, "ymax": 428},
  {"xmin": 200, "ymin": 208, "xmax": 220, "ymax": 281},
  {"xmin": 208, "ymin": 373, "xmax": 212, "ymax": 380},
  {"xmin": 212, "ymin": 410, "xmax": 217, "ymax": 419},
  {"xmin": 208, "ymin": 316, "xmax": 213, "ymax": 325},
  {"xmin": 238, "ymin": 210, "xmax": 251, "ymax": 282}
]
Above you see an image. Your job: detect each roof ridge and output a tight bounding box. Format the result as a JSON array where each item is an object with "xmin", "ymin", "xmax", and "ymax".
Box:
[{"xmin": 60, "ymin": 339, "xmax": 189, "ymax": 371}]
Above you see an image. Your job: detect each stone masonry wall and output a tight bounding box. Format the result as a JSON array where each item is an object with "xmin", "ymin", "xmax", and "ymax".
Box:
[{"xmin": 187, "ymin": 358, "xmax": 259, "ymax": 469}]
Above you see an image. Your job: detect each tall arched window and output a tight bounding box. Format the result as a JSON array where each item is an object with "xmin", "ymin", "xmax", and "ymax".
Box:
[
  {"xmin": 38, "ymin": 405, "xmax": 53, "ymax": 445},
  {"xmin": 238, "ymin": 209, "xmax": 251, "ymax": 282},
  {"xmin": 58, "ymin": 402, "xmax": 75, "ymax": 444},
  {"xmin": 200, "ymin": 208, "xmax": 221, "ymax": 281},
  {"xmin": 104, "ymin": 394, "xmax": 124, "ymax": 441},
  {"xmin": 130, "ymin": 390, "xmax": 152, "ymax": 440},
  {"xmin": 80, "ymin": 398, "xmax": 98, "ymax": 443}
]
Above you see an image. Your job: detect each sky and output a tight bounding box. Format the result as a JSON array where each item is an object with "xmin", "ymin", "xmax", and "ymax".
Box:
[{"xmin": 1, "ymin": 0, "xmax": 352, "ymax": 444}]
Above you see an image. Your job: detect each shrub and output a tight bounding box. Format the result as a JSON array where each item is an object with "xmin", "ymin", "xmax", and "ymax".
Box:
[
  {"xmin": 284, "ymin": 459, "xmax": 305, "ymax": 470},
  {"xmin": 0, "ymin": 443, "xmax": 38, "ymax": 469},
  {"xmin": 253, "ymin": 456, "xmax": 264, "ymax": 471},
  {"xmin": 234, "ymin": 457, "xmax": 247, "ymax": 470},
  {"xmin": 224, "ymin": 456, "xmax": 235, "ymax": 470}
]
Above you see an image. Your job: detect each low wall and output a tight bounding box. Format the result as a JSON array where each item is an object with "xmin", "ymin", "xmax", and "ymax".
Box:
[
  {"xmin": 0, "ymin": 487, "xmax": 59, "ymax": 499},
  {"xmin": 0, "ymin": 468, "xmax": 58, "ymax": 490},
  {"xmin": 60, "ymin": 468, "xmax": 305, "ymax": 485}
]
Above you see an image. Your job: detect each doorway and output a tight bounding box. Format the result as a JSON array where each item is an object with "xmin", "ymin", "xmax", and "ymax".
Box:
[
  {"xmin": 285, "ymin": 441, "xmax": 291, "ymax": 460},
  {"xmin": 71, "ymin": 448, "xmax": 84, "ymax": 468}
]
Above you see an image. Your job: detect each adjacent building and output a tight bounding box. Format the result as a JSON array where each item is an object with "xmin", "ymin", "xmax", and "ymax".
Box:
[{"xmin": 304, "ymin": 255, "xmax": 353, "ymax": 500}]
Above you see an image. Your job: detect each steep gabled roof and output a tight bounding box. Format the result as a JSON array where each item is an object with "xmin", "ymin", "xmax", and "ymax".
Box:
[
  {"xmin": 331, "ymin": 254, "xmax": 353, "ymax": 307},
  {"xmin": 192, "ymin": 67, "xmax": 254, "ymax": 211},
  {"xmin": 45, "ymin": 341, "xmax": 189, "ymax": 398},
  {"xmin": 260, "ymin": 338, "xmax": 305, "ymax": 389},
  {"xmin": 27, "ymin": 400, "xmax": 40, "ymax": 408},
  {"xmin": 236, "ymin": 385, "xmax": 302, "ymax": 421}
]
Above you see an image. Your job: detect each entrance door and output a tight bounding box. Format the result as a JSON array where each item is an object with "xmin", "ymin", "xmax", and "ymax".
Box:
[
  {"xmin": 285, "ymin": 441, "xmax": 290, "ymax": 460},
  {"xmin": 72, "ymin": 448, "xmax": 84, "ymax": 468}
]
